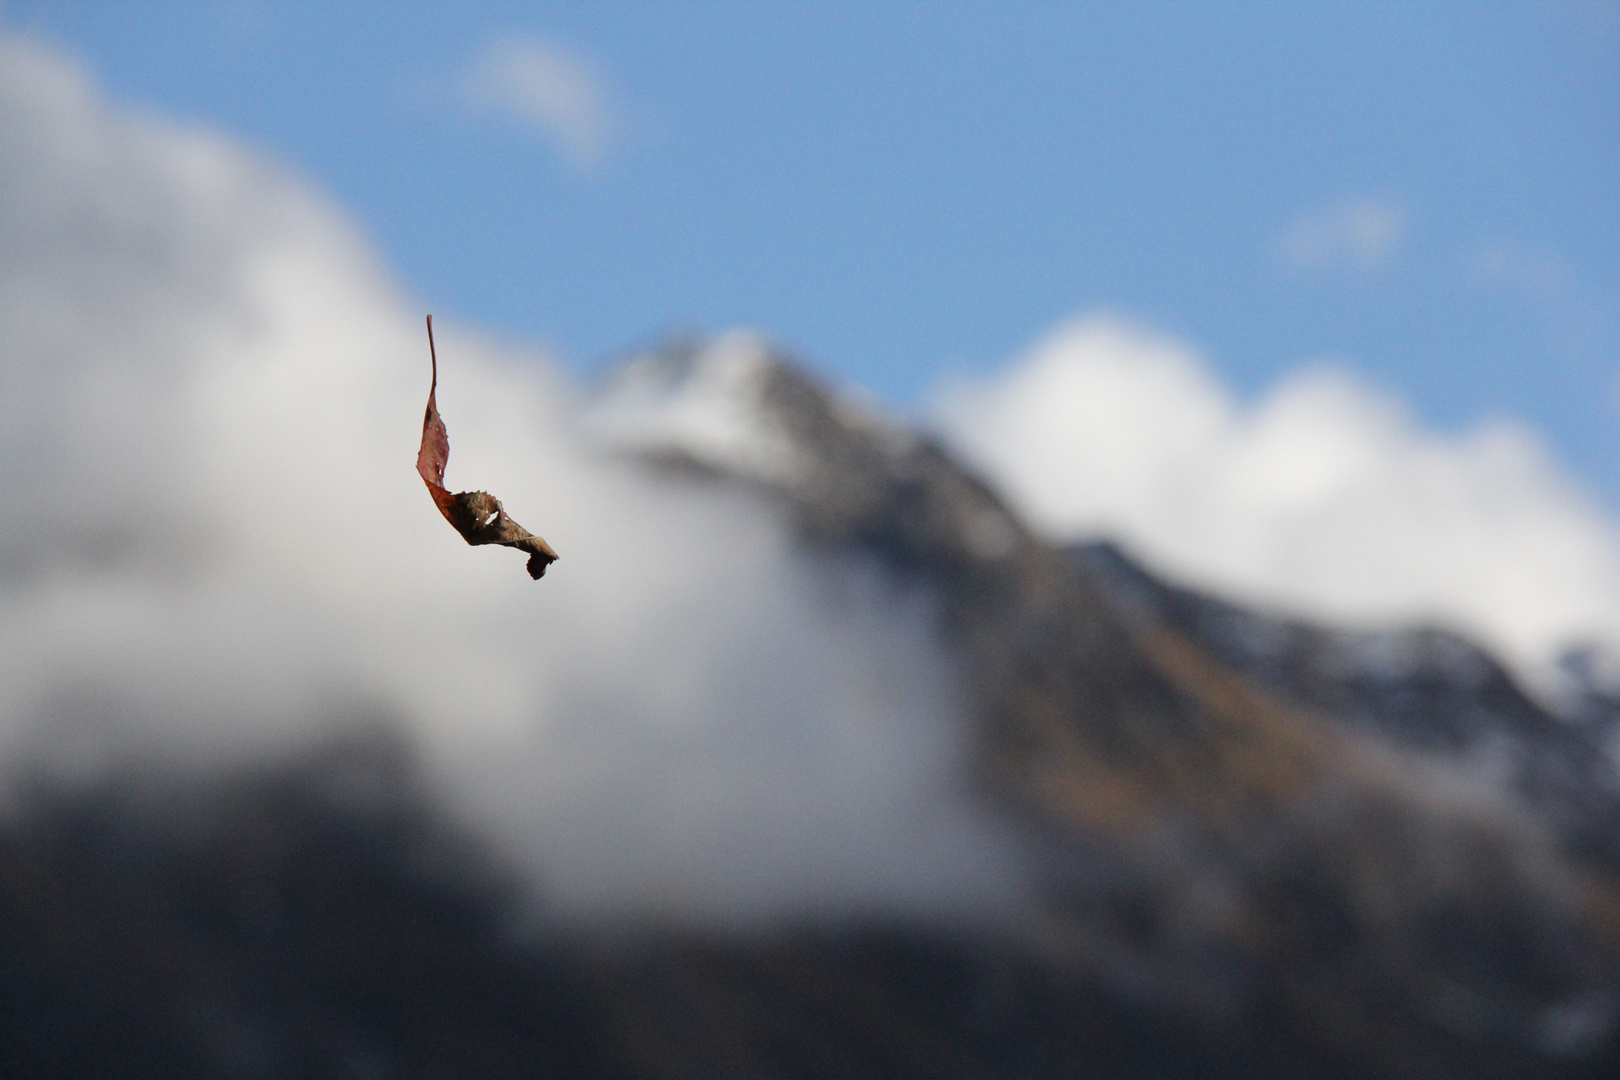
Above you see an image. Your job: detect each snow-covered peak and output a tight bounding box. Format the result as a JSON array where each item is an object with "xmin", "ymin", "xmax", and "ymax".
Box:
[{"xmin": 588, "ymin": 330, "xmax": 804, "ymax": 484}]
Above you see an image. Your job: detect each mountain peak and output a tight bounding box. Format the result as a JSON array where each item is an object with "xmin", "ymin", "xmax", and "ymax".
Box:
[
  {"xmin": 591, "ymin": 331, "xmax": 807, "ymax": 485},
  {"xmin": 591, "ymin": 331, "xmax": 1024, "ymax": 563}
]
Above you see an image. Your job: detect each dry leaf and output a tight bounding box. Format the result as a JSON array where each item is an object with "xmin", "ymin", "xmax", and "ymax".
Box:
[{"xmin": 416, "ymin": 315, "xmax": 558, "ymax": 580}]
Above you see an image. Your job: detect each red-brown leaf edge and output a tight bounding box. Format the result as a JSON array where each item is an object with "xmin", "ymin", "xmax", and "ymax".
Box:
[{"xmin": 417, "ymin": 314, "xmax": 558, "ymax": 580}]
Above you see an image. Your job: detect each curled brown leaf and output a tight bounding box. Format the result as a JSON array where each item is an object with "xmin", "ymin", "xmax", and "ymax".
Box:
[{"xmin": 417, "ymin": 315, "xmax": 558, "ymax": 580}]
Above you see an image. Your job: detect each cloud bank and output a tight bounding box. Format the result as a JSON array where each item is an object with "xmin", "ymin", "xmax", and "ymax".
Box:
[
  {"xmin": 0, "ymin": 32, "xmax": 1023, "ymax": 925},
  {"xmin": 935, "ymin": 317, "xmax": 1620, "ymax": 694},
  {"xmin": 465, "ymin": 35, "xmax": 612, "ymax": 171}
]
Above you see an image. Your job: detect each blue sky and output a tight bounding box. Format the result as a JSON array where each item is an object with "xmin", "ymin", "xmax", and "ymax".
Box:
[{"xmin": 10, "ymin": 1, "xmax": 1620, "ymax": 503}]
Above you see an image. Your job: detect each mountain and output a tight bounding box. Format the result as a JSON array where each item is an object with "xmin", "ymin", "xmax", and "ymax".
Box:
[
  {"xmin": 4, "ymin": 333, "xmax": 1619, "ymax": 1078},
  {"xmin": 591, "ymin": 333, "xmax": 1620, "ymax": 1074},
  {"xmin": 1073, "ymin": 539, "xmax": 1620, "ymax": 870}
]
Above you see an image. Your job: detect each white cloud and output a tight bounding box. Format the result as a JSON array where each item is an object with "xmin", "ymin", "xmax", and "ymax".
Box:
[
  {"xmin": 935, "ymin": 316, "xmax": 1620, "ymax": 693},
  {"xmin": 465, "ymin": 35, "xmax": 612, "ymax": 172},
  {"xmin": 0, "ymin": 31, "xmax": 1025, "ymax": 925},
  {"xmin": 1277, "ymin": 197, "xmax": 1404, "ymax": 272}
]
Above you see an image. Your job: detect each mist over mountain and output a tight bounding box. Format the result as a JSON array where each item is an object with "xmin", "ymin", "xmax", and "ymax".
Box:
[
  {"xmin": 0, "ymin": 32, "xmax": 1023, "ymax": 927},
  {"xmin": 933, "ymin": 318, "xmax": 1620, "ymax": 699},
  {"xmin": 4, "ymin": 26, "xmax": 1620, "ymax": 1079}
]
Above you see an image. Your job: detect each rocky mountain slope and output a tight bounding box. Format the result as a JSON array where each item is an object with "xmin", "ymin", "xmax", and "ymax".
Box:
[
  {"xmin": 4, "ymin": 334, "xmax": 1620, "ymax": 1078},
  {"xmin": 1073, "ymin": 540, "xmax": 1620, "ymax": 870},
  {"xmin": 591, "ymin": 334, "xmax": 1620, "ymax": 1075}
]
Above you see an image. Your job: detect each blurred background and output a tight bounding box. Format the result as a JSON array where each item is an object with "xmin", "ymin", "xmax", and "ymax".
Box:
[{"xmin": 1, "ymin": 3, "xmax": 1618, "ymax": 1077}]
